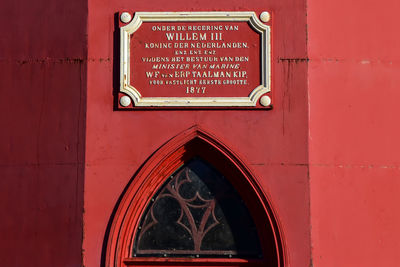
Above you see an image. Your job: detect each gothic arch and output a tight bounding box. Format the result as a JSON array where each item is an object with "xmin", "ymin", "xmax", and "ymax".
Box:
[{"xmin": 104, "ymin": 126, "xmax": 285, "ymax": 267}]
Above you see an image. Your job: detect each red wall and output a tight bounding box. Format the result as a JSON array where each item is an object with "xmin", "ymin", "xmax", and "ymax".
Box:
[
  {"xmin": 0, "ymin": 0, "xmax": 87, "ymax": 266},
  {"xmin": 308, "ymin": 0, "xmax": 400, "ymax": 266},
  {"xmin": 4, "ymin": 0, "xmax": 398, "ymax": 266},
  {"xmin": 85, "ymin": 0, "xmax": 310, "ymax": 267}
]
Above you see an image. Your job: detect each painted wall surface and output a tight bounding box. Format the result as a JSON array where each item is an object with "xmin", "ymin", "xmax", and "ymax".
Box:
[
  {"xmin": 0, "ymin": 0, "xmax": 87, "ymax": 266},
  {"xmin": 308, "ymin": 0, "xmax": 400, "ymax": 266},
  {"xmin": 4, "ymin": 0, "xmax": 398, "ymax": 266},
  {"xmin": 85, "ymin": 1, "xmax": 309, "ymax": 267}
]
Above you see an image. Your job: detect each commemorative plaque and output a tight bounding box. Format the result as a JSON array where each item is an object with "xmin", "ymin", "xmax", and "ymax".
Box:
[{"xmin": 119, "ymin": 12, "xmax": 271, "ymax": 108}]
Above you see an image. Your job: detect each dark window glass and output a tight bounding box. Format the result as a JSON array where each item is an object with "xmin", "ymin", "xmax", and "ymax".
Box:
[{"xmin": 133, "ymin": 158, "xmax": 262, "ymax": 258}]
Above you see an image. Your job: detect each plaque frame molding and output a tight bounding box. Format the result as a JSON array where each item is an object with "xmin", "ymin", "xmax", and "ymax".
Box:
[{"xmin": 120, "ymin": 11, "xmax": 271, "ymax": 107}]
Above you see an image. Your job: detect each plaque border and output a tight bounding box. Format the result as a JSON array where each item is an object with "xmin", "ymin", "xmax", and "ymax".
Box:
[{"xmin": 120, "ymin": 12, "xmax": 271, "ymax": 107}]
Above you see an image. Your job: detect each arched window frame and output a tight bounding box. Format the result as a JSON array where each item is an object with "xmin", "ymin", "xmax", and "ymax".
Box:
[{"xmin": 104, "ymin": 126, "xmax": 285, "ymax": 267}]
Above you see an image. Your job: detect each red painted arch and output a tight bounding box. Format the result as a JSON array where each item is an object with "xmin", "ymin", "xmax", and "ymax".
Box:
[{"xmin": 104, "ymin": 125, "xmax": 285, "ymax": 267}]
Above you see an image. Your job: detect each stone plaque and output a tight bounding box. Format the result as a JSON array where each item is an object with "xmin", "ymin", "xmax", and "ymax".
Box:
[{"xmin": 119, "ymin": 12, "xmax": 271, "ymax": 108}]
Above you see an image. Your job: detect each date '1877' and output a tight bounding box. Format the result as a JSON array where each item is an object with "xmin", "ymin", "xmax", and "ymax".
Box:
[{"xmin": 186, "ymin": 86, "xmax": 206, "ymax": 94}]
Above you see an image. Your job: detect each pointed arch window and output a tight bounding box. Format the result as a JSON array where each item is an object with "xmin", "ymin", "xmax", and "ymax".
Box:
[
  {"xmin": 134, "ymin": 158, "xmax": 262, "ymax": 258},
  {"xmin": 105, "ymin": 127, "xmax": 283, "ymax": 267}
]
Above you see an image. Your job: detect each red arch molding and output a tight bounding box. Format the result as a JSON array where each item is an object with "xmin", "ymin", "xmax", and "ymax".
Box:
[{"xmin": 104, "ymin": 125, "xmax": 286, "ymax": 267}]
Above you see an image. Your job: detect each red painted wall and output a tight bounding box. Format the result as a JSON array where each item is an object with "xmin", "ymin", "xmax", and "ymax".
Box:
[
  {"xmin": 85, "ymin": 1, "xmax": 310, "ymax": 267},
  {"xmin": 308, "ymin": 0, "xmax": 400, "ymax": 266},
  {"xmin": 0, "ymin": 0, "xmax": 87, "ymax": 266},
  {"xmin": 5, "ymin": 0, "xmax": 397, "ymax": 266}
]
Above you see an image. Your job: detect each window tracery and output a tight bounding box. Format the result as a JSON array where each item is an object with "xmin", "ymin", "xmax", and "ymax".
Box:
[{"xmin": 133, "ymin": 158, "xmax": 262, "ymax": 258}]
